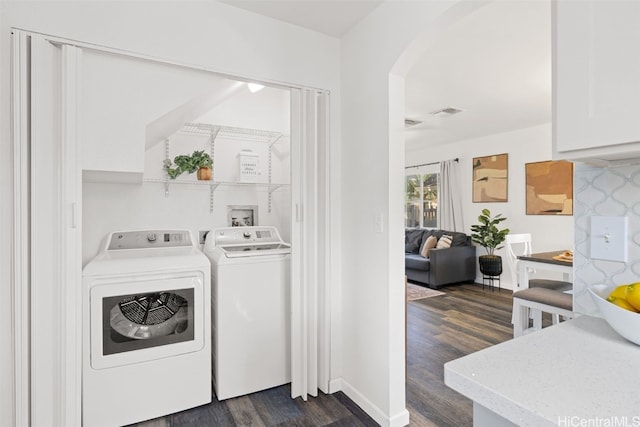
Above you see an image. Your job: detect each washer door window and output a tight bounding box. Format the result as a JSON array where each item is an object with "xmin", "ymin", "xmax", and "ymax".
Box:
[{"xmin": 90, "ymin": 276, "xmax": 204, "ymax": 369}]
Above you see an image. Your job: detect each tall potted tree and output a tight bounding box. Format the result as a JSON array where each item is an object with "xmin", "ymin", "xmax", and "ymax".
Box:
[{"xmin": 470, "ymin": 209, "xmax": 510, "ymax": 276}]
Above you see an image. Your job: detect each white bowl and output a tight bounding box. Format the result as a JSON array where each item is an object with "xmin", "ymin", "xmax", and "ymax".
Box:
[{"xmin": 589, "ymin": 284, "xmax": 640, "ymax": 346}]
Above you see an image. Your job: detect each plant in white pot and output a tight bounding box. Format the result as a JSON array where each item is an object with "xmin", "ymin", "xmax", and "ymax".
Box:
[
  {"xmin": 163, "ymin": 150, "xmax": 213, "ymax": 180},
  {"xmin": 470, "ymin": 208, "xmax": 510, "ymax": 277}
]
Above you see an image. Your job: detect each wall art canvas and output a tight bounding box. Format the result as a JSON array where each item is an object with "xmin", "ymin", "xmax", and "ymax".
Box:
[
  {"xmin": 525, "ymin": 160, "xmax": 573, "ymax": 215},
  {"xmin": 472, "ymin": 153, "xmax": 508, "ymax": 202}
]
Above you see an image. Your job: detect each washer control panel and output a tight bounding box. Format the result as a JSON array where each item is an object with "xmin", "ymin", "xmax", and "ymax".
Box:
[
  {"xmin": 107, "ymin": 230, "xmax": 192, "ymax": 250},
  {"xmin": 212, "ymin": 226, "xmax": 281, "ymax": 246}
]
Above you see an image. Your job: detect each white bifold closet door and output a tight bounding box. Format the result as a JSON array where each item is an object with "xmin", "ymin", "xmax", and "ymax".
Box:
[
  {"xmin": 12, "ymin": 31, "xmax": 82, "ymax": 427},
  {"xmin": 290, "ymin": 88, "xmax": 330, "ymax": 400}
]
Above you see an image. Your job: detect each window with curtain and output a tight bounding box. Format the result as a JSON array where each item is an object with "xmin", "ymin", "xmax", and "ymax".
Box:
[{"xmin": 405, "ymin": 166, "xmax": 439, "ymax": 228}]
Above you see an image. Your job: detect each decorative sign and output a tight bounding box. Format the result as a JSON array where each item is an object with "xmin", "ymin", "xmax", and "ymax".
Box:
[{"xmin": 239, "ymin": 149, "xmax": 260, "ymax": 182}]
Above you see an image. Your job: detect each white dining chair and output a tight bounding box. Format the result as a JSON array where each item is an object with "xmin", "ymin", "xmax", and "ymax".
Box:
[
  {"xmin": 512, "ymin": 287, "xmax": 574, "ymax": 337},
  {"xmin": 504, "ymin": 233, "xmax": 571, "ymax": 292}
]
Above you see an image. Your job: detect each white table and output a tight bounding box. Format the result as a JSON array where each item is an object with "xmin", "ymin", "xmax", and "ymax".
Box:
[
  {"xmin": 517, "ymin": 251, "xmax": 572, "ymax": 290},
  {"xmin": 444, "ymin": 315, "xmax": 640, "ymax": 427}
]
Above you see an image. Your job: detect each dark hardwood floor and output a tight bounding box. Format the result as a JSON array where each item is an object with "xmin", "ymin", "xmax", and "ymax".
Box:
[
  {"xmin": 135, "ymin": 385, "xmax": 379, "ymax": 427},
  {"xmin": 405, "ymin": 282, "xmax": 515, "ymax": 427},
  {"xmin": 134, "ymin": 282, "xmax": 518, "ymax": 427}
]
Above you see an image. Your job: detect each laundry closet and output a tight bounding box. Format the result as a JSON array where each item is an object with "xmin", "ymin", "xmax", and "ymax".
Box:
[
  {"xmin": 79, "ymin": 48, "xmax": 294, "ymax": 424},
  {"xmin": 10, "ymin": 13, "xmax": 331, "ymax": 423}
]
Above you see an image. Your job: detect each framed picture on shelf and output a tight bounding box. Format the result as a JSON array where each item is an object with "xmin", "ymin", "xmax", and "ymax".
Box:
[
  {"xmin": 472, "ymin": 153, "xmax": 508, "ymax": 202},
  {"xmin": 227, "ymin": 205, "xmax": 258, "ymax": 226},
  {"xmin": 525, "ymin": 160, "xmax": 573, "ymax": 215}
]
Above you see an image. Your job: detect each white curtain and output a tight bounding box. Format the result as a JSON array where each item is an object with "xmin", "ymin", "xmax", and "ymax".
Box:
[
  {"xmin": 439, "ymin": 159, "xmax": 464, "ymax": 231},
  {"xmin": 290, "ymin": 88, "xmax": 330, "ymax": 400}
]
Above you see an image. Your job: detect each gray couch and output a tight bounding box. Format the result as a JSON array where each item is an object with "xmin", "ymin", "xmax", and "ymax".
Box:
[{"xmin": 405, "ymin": 228, "xmax": 476, "ymax": 289}]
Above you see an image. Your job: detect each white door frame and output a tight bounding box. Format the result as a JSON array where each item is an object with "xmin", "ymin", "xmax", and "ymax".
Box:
[{"xmin": 11, "ymin": 29, "xmax": 332, "ymax": 424}]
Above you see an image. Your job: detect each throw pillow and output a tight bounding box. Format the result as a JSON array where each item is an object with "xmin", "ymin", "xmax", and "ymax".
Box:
[
  {"xmin": 405, "ymin": 242, "xmax": 419, "ymax": 253},
  {"xmin": 436, "ymin": 234, "xmax": 453, "ymax": 249},
  {"xmin": 420, "ymin": 235, "xmax": 438, "ymax": 258},
  {"xmin": 405, "ymin": 229, "xmax": 424, "ymax": 254}
]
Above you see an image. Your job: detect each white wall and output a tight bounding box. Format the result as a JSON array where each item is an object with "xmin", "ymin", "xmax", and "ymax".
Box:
[
  {"xmin": 81, "ymin": 49, "xmax": 238, "ymax": 177},
  {"xmin": 406, "ymin": 123, "xmax": 574, "ymax": 290},
  {"xmin": 0, "ymin": 3, "xmax": 339, "ymax": 426},
  {"xmin": 340, "ymin": 1, "xmax": 490, "ymax": 425}
]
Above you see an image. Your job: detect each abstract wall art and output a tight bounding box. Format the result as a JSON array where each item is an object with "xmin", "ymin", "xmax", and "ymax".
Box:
[
  {"xmin": 525, "ymin": 160, "xmax": 574, "ymax": 215},
  {"xmin": 472, "ymin": 153, "xmax": 508, "ymax": 203}
]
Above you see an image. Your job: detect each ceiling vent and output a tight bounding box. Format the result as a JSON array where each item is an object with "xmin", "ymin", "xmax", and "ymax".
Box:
[
  {"xmin": 404, "ymin": 118, "xmax": 422, "ymax": 127},
  {"xmin": 430, "ymin": 107, "xmax": 463, "ymax": 118}
]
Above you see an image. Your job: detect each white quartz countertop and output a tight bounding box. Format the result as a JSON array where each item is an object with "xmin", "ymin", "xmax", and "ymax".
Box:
[{"xmin": 444, "ymin": 315, "xmax": 640, "ymax": 426}]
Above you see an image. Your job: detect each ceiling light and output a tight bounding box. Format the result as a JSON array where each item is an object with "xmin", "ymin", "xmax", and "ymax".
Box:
[
  {"xmin": 430, "ymin": 107, "xmax": 463, "ymax": 118},
  {"xmin": 247, "ymin": 83, "xmax": 265, "ymax": 93}
]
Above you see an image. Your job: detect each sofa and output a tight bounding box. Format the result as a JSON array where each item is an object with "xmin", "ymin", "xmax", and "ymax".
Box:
[{"xmin": 405, "ymin": 228, "xmax": 476, "ymax": 289}]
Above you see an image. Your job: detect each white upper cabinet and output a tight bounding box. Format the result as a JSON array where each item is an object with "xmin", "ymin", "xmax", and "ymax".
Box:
[{"xmin": 553, "ymin": 0, "xmax": 640, "ymax": 162}]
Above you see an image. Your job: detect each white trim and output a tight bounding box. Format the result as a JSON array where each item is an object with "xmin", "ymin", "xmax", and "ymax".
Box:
[
  {"xmin": 11, "ymin": 27, "xmax": 330, "ymax": 94},
  {"xmin": 11, "ymin": 29, "xmax": 31, "ymax": 427},
  {"xmin": 328, "ymin": 378, "xmax": 343, "ymax": 394},
  {"xmin": 340, "ymin": 379, "xmax": 411, "ymax": 427}
]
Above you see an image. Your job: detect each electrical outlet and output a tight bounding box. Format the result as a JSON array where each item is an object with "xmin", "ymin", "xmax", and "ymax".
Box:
[{"xmin": 199, "ymin": 230, "xmax": 209, "ymax": 245}]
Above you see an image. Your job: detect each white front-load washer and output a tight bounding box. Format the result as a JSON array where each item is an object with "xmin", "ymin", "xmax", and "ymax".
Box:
[
  {"xmin": 82, "ymin": 230, "xmax": 211, "ymax": 427},
  {"xmin": 203, "ymin": 226, "xmax": 291, "ymax": 400}
]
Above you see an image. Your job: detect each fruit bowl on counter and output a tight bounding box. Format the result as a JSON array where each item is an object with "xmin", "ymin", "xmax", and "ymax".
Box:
[{"xmin": 589, "ymin": 284, "xmax": 640, "ymax": 346}]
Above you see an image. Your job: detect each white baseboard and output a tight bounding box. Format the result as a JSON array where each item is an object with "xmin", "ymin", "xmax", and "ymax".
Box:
[
  {"xmin": 338, "ymin": 378, "xmax": 410, "ymax": 427},
  {"xmin": 328, "ymin": 378, "xmax": 343, "ymax": 394}
]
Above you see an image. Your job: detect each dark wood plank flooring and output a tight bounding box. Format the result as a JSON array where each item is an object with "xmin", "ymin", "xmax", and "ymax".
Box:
[
  {"xmin": 134, "ymin": 386, "xmax": 379, "ymax": 427},
  {"xmin": 133, "ymin": 282, "xmax": 520, "ymax": 427},
  {"xmin": 405, "ymin": 282, "xmax": 515, "ymax": 427}
]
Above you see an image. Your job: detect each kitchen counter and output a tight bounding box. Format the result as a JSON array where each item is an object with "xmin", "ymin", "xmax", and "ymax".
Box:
[{"xmin": 444, "ymin": 315, "xmax": 640, "ymax": 426}]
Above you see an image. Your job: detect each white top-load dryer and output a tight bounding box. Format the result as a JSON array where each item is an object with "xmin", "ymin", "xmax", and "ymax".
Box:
[
  {"xmin": 203, "ymin": 226, "xmax": 291, "ymax": 400},
  {"xmin": 82, "ymin": 230, "xmax": 211, "ymax": 427}
]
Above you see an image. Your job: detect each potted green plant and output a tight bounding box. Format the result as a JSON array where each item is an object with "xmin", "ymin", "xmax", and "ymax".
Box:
[
  {"xmin": 470, "ymin": 208, "xmax": 510, "ymax": 277},
  {"xmin": 163, "ymin": 150, "xmax": 213, "ymax": 180}
]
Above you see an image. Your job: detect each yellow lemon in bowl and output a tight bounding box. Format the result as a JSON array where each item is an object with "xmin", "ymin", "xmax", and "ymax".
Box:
[
  {"xmin": 606, "ymin": 295, "xmax": 639, "ymax": 312},
  {"xmin": 626, "ymin": 283, "xmax": 640, "ymax": 311},
  {"xmin": 608, "ymin": 284, "xmax": 630, "ymax": 300}
]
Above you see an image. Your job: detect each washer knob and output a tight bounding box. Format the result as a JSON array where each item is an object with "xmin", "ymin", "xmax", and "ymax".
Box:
[
  {"xmin": 243, "ymin": 231, "xmax": 252, "ymax": 239},
  {"xmin": 147, "ymin": 233, "xmax": 157, "ymax": 242}
]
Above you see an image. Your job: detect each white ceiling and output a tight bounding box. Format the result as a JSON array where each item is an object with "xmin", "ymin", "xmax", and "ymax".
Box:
[
  {"xmin": 218, "ymin": 0, "xmax": 551, "ymax": 151},
  {"xmin": 218, "ymin": 0, "xmax": 383, "ymax": 37},
  {"xmin": 404, "ymin": 1, "xmax": 551, "ymax": 150}
]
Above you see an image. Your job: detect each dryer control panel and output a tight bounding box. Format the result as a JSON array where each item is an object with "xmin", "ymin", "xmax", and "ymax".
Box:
[{"xmin": 107, "ymin": 230, "xmax": 192, "ymax": 250}]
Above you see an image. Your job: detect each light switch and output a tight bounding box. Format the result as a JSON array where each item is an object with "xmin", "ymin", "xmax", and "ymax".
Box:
[{"xmin": 590, "ymin": 216, "xmax": 627, "ymax": 262}]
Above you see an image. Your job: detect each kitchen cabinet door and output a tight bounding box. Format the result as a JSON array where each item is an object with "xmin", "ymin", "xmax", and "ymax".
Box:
[{"xmin": 553, "ymin": 0, "xmax": 640, "ymax": 161}]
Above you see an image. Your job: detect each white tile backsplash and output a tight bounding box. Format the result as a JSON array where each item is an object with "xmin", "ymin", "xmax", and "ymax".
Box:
[{"xmin": 574, "ymin": 163, "xmax": 640, "ymax": 315}]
